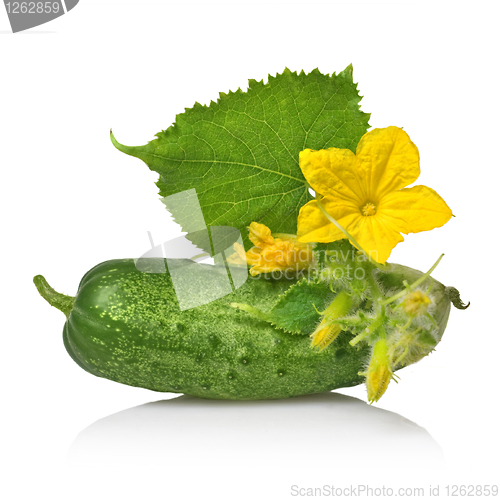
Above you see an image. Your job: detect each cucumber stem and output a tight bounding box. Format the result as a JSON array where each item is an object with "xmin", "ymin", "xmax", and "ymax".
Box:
[
  {"xmin": 445, "ymin": 287, "xmax": 470, "ymax": 310},
  {"xmin": 33, "ymin": 275, "xmax": 75, "ymax": 317}
]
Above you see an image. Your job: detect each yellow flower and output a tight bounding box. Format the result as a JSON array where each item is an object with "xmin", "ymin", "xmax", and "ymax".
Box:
[
  {"xmin": 297, "ymin": 126, "xmax": 453, "ymax": 263},
  {"xmin": 244, "ymin": 222, "xmax": 314, "ymax": 276},
  {"xmin": 248, "ymin": 221, "xmax": 274, "ymax": 247}
]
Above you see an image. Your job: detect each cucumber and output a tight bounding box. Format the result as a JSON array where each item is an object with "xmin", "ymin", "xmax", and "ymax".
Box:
[{"xmin": 34, "ymin": 258, "xmax": 454, "ymax": 400}]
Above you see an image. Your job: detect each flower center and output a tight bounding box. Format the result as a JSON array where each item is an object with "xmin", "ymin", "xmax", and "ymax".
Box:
[
  {"xmin": 403, "ymin": 290, "xmax": 431, "ymax": 316},
  {"xmin": 361, "ymin": 202, "xmax": 377, "ymax": 216}
]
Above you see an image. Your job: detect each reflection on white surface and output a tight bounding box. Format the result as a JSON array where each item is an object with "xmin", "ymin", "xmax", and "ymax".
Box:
[{"xmin": 68, "ymin": 392, "xmax": 444, "ymax": 472}]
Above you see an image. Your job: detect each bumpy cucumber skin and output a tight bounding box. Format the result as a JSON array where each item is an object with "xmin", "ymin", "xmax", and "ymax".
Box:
[{"xmin": 62, "ymin": 259, "xmax": 450, "ymax": 400}]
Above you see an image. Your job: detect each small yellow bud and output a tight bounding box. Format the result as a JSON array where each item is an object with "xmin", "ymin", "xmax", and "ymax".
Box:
[
  {"xmin": 366, "ymin": 338, "xmax": 393, "ymax": 403},
  {"xmin": 310, "ymin": 321, "xmax": 341, "ymax": 351},
  {"xmin": 403, "ymin": 290, "xmax": 431, "ymax": 316},
  {"xmin": 310, "ymin": 290, "xmax": 353, "ymax": 350}
]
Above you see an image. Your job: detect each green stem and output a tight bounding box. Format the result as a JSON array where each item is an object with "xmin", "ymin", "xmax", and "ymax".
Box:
[
  {"xmin": 364, "ymin": 263, "xmax": 383, "ymax": 303},
  {"xmin": 378, "ymin": 323, "xmax": 387, "ymax": 340},
  {"xmin": 393, "ymin": 346, "xmax": 409, "ymax": 367},
  {"xmin": 315, "ymin": 193, "xmax": 386, "ymax": 270},
  {"xmin": 350, "ymin": 306, "xmax": 386, "ymax": 346},
  {"xmin": 380, "ymin": 254, "xmax": 444, "ymax": 306},
  {"xmin": 191, "ymin": 252, "xmax": 210, "ymax": 261},
  {"xmin": 33, "ymin": 275, "xmax": 75, "ymax": 317},
  {"xmin": 323, "ymin": 290, "xmax": 353, "ymax": 319},
  {"xmin": 444, "ymin": 287, "xmax": 470, "ymax": 310},
  {"xmin": 229, "ymin": 302, "xmax": 270, "ymax": 322}
]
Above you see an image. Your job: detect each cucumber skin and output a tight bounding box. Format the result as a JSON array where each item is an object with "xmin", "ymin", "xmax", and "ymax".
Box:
[{"xmin": 63, "ymin": 259, "xmax": 450, "ymax": 400}]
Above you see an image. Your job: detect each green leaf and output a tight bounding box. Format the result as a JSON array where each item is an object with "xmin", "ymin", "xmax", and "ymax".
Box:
[
  {"xmin": 267, "ymin": 279, "xmax": 334, "ymax": 334},
  {"xmin": 231, "ymin": 279, "xmax": 334, "ymax": 335},
  {"xmin": 111, "ymin": 66, "xmax": 370, "ymax": 247},
  {"xmin": 313, "ymin": 239, "xmax": 358, "ymax": 270}
]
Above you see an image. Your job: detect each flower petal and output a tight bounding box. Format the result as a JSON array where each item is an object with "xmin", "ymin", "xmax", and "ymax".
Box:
[
  {"xmin": 226, "ymin": 242, "xmax": 248, "ymax": 266},
  {"xmin": 299, "ymin": 148, "xmax": 363, "ymax": 204},
  {"xmin": 355, "ymin": 126, "xmax": 420, "ymax": 200},
  {"xmin": 248, "ymin": 221, "xmax": 274, "ymax": 247},
  {"xmin": 346, "ymin": 214, "xmax": 404, "ymax": 263},
  {"xmin": 297, "ymin": 197, "xmax": 361, "ymax": 243},
  {"xmin": 377, "ymin": 185, "xmax": 453, "ymax": 234}
]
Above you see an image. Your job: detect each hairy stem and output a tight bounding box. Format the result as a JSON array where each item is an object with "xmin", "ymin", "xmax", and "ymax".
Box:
[
  {"xmin": 34, "ymin": 275, "xmax": 75, "ymax": 317},
  {"xmin": 350, "ymin": 306, "xmax": 386, "ymax": 346},
  {"xmin": 380, "ymin": 254, "xmax": 444, "ymax": 306}
]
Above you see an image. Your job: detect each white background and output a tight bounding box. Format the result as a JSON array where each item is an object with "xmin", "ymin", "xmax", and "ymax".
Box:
[{"xmin": 1, "ymin": 1, "xmax": 499, "ymax": 499}]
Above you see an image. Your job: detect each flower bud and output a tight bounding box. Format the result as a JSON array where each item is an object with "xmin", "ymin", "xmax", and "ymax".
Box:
[
  {"xmin": 366, "ymin": 338, "xmax": 392, "ymax": 403},
  {"xmin": 310, "ymin": 290, "xmax": 353, "ymax": 350},
  {"xmin": 403, "ymin": 290, "xmax": 431, "ymax": 316},
  {"xmin": 310, "ymin": 321, "xmax": 341, "ymax": 351}
]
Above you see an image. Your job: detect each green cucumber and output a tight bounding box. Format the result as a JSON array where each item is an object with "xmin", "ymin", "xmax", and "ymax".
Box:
[{"xmin": 34, "ymin": 258, "xmax": 454, "ymax": 400}]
